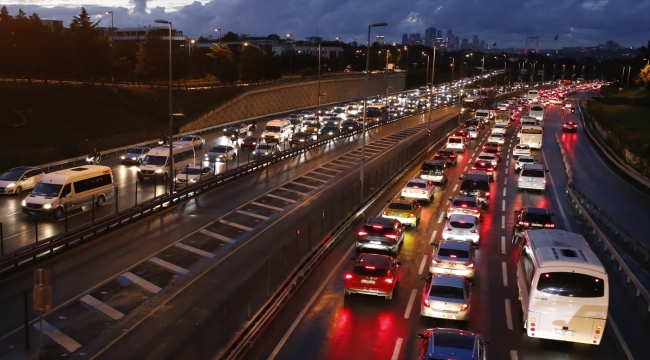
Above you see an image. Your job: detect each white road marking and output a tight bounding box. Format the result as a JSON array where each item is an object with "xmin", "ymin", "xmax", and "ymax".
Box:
[
  {"xmin": 80, "ymin": 294, "xmax": 124, "ymax": 320},
  {"xmin": 391, "ymin": 338, "xmax": 403, "ymax": 360},
  {"xmin": 503, "ymin": 187, "xmax": 507, "ymax": 197},
  {"xmin": 118, "ymin": 272, "xmax": 162, "ymax": 293},
  {"xmin": 148, "ymin": 257, "xmax": 190, "ymax": 275},
  {"xmin": 541, "ymin": 148, "xmax": 571, "ymax": 232},
  {"xmin": 266, "ymin": 193, "xmax": 297, "ymax": 203},
  {"xmin": 502, "ymin": 200, "xmax": 506, "ymax": 211},
  {"xmin": 404, "ymin": 288, "xmax": 418, "ymax": 319},
  {"xmin": 501, "ymin": 236, "xmax": 506, "ymax": 254},
  {"xmin": 175, "ymin": 242, "xmax": 215, "ymax": 258},
  {"xmin": 311, "ymin": 170, "xmax": 335, "ymax": 177},
  {"xmin": 463, "ymin": 165, "xmax": 468, "ymax": 171},
  {"xmin": 511, "ymin": 350, "xmax": 518, "ymax": 360},
  {"xmin": 505, "ymin": 298, "xmax": 514, "ymax": 330},
  {"xmin": 437, "ymin": 213, "xmax": 445, "ymax": 224},
  {"xmin": 429, "ymin": 230, "xmax": 438, "ymax": 245},
  {"xmin": 319, "ymin": 165, "xmax": 342, "ymax": 172},
  {"xmin": 506, "ymin": 160, "xmax": 509, "ymax": 166},
  {"xmin": 269, "ymin": 245, "xmax": 355, "ymax": 359},
  {"xmin": 418, "ymin": 255, "xmax": 428, "ymax": 275},
  {"xmin": 286, "ymin": 182, "xmax": 317, "ymax": 190},
  {"xmin": 200, "ymin": 229, "xmax": 235, "ymax": 243},
  {"xmin": 505, "ymin": 168, "xmax": 509, "ymax": 175},
  {"xmin": 220, "ymin": 219, "xmax": 254, "ymax": 231},
  {"xmin": 34, "ymin": 321, "xmax": 82, "ymax": 353},
  {"xmin": 608, "ymin": 315, "xmax": 635, "ymax": 360},
  {"xmin": 300, "ymin": 175, "xmax": 329, "ymax": 183},
  {"xmin": 236, "ymin": 209, "xmax": 270, "ymax": 220},
  {"xmin": 453, "ymin": 184, "xmax": 458, "ymax": 191},
  {"xmin": 502, "ymin": 262, "xmax": 508, "ymax": 286},
  {"xmin": 251, "ymin": 201, "xmax": 283, "ymax": 211},
  {"xmin": 334, "ymin": 158, "xmax": 357, "ymax": 165},
  {"xmin": 504, "ymin": 177, "xmax": 508, "ymax": 184},
  {"xmin": 501, "ymin": 216, "xmax": 505, "ymax": 229}
]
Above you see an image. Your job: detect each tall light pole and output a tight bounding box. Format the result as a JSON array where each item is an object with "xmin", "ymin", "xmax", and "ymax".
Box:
[
  {"xmin": 562, "ymin": 64, "xmax": 566, "ymax": 81},
  {"xmin": 188, "ymin": 39, "xmax": 195, "ymax": 78},
  {"xmin": 386, "ymin": 49, "xmax": 391, "ymax": 71},
  {"xmin": 626, "ymin": 65, "xmax": 632, "ymax": 91},
  {"xmin": 621, "ymin": 65, "xmax": 626, "ymax": 88},
  {"xmin": 287, "ymin": 34, "xmax": 293, "ymax": 78},
  {"xmin": 104, "ymin": 11, "xmax": 113, "ymax": 37},
  {"xmin": 361, "ymin": 22, "xmax": 387, "ymax": 201},
  {"xmin": 423, "ymin": 52, "xmax": 429, "ymax": 88},
  {"xmin": 317, "ymin": 42, "xmax": 324, "ymax": 114},
  {"xmin": 427, "ymin": 46, "xmax": 436, "ymax": 137},
  {"xmin": 239, "ymin": 42, "xmax": 248, "ymax": 81},
  {"xmin": 155, "ymin": 19, "xmax": 174, "ymax": 191},
  {"xmin": 214, "ymin": 28, "xmax": 222, "ymax": 46},
  {"xmin": 553, "ymin": 63, "xmax": 556, "ymax": 81},
  {"xmin": 450, "ymin": 57, "xmax": 455, "ymax": 84},
  {"xmin": 480, "ymin": 56, "xmax": 485, "ymax": 91},
  {"xmin": 336, "ymin": 37, "xmax": 342, "ymax": 72},
  {"xmin": 404, "ymin": 46, "xmax": 409, "ymax": 71}
]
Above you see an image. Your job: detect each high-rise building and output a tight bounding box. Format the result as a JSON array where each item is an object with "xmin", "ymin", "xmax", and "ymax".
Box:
[
  {"xmin": 424, "ymin": 27, "xmax": 436, "ymax": 46},
  {"xmin": 436, "ymin": 30, "xmax": 442, "ymax": 39},
  {"xmin": 376, "ymin": 35, "xmax": 386, "ymax": 45},
  {"xmin": 447, "ymin": 29, "xmax": 453, "ymax": 37},
  {"xmin": 472, "ymin": 35, "xmax": 479, "ymax": 49},
  {"xmin": 408, "ymin": 33, "xmax": 422, "ymax": 45},
  {"xmin": 480, "ymin": 40, "xmax": 486, "ymax": 50},
  {"xmin": 402, "ymin": 34, "xmax": 408, "ymax": 45}
]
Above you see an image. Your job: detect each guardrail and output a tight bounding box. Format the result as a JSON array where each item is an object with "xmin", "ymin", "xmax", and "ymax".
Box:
[{"xmin": 556, "ymin": 133, "xmax": 650, "ymax": 315}]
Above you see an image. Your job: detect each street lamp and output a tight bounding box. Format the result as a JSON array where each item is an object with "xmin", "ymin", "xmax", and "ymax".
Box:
[
  {"xmin": 404, "ymin": 46, "xmax": 409, "ymax": 71},
  {"xmin": 287, "ymin": 34, "xmax": 293, "ymax": 78},
  {"xmin": 427, "ymin": 46, "xmax": 437, "ymax": 135},
  {"xmin": 450, "ymin": 57, "xmax": 455, "ymax": 84},
  {"xmin": 423, "ymin": 52, "xmax": 429, "ymax": 89},
  {"xmin": 562, "ymin": 64, "xmax": 566, "ymax": 81},
  {"xmin": 188, "ymin": 39, "xmax": 195, "ymax": 79},
  {"xmin": 239, "ymin": 42, "xmax": 248, "ymax": 81},
  {"xmin": 386, "ymin": 49, "xmax": 391, "ymax": 71},
  {"xmin": 214, "ymin": 28, "xmax": 222, "ymax": 47},
  {"xmin": 361, "ymin": 22, "xmax": 387, "ymax": 201},
  {"xmin": 480, "ymin": 56, "xmax": 485, "ymax": 91},
  {"xmin": 104, "ymin": 11, "xmax": 113, "ymax": 37},
  {"xmin": 336, "ymin": 37, "xmax": 342, "ymax": 72},
  {"xmin": 626, "ymin": 65, "xmax": 632, "ymax": 91},
  {"xmin": 155, "ymin": 19, "xmax": 174, "ymax": 191}
]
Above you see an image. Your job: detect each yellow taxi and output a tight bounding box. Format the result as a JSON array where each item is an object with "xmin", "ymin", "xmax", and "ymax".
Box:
[{"xmin": 380, "ymin": 197, "xmax": 422, "ymax": 229}]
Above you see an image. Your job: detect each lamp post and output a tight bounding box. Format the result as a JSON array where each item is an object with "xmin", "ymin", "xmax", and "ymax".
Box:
[
  {"xmin": 385, "ymin": 85, "xmax": 392, "ymax": 108},
  {"xmin": 553, "ymin": 64, "xmax": 556, "ymax": 81},
  {"xmin": 626, "ymin": 65, "xmax": 631, "ymax": 92},
  {"xmin": 361, "ymin": 22, "xmax": 388, "ymax": 201},
  {"xmin": 404, "ymin": 46, "xmax": 409, "ymax": 71},
  {"xmin": 450, "ymin": 57, "xmax": 455, "ymax": 84},
  {"xmin": 480, "ymin": 56, "xmax": 485, "ymax": 91},
  {"xmin": 427, "ymin": 46, "xmax": 436, "ymax": 136},
  {"xmin": 188, "ymin": 39, "xmax": 195, "ymax": 78},
  {"xmin": 423, "ymin": 52, "xmax": 429, "ymax": 89},
  {"xmin": 336, "ymin": 37, "xmax": 342, "ymax": 72},
  {"xmin": 287, "ymin": 34, "xmax": 293, "ymax": 78},
  {"xmin": 214, "ymin": 28, "xmax": 222, "ymax": 46},
  {"xmin": 104, "ymin": 11, "xmax": 113, "ymax": 37},
  {"xmin": 154, "ymin": 19, "xmax": 174, "ymax": 191},
  {"xmin": 386, "ymin": 49, "xmax": 390, "ymax": 71},
  {"xmin": 239, "ymin": 42, "xmax": 248, "ymax": 81},
  {"xmin": 562, "ymin": 64, "xmax": 566, "ymax": 81},
  {"xmin": 317, "ymin": 42, "xmax": 323, "ymax": 114}
]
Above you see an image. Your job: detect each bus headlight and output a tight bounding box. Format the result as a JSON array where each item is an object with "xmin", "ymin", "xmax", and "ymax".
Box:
[{"xmin": 121, "ymin": 156, "xmax": 125, "ymax": 159}]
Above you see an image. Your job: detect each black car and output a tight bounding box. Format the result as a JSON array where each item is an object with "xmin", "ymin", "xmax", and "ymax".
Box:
[
  {"xmin": 513, "ymin": 207, "xmax": 555, "ymax": 234},
  {"xmin": 319, "ymin": 125, "xmax": 341, "ymax": 137},
  {"xmin": 340, "ymin": 120, "xmax": 361, "ymax": 131},
  {"xmin": 459, "ymin": 171, "xmax": 491, "ymax": 208},
  {"xmin": 223, "ymin": 123, "xmax": 250, "ymax": 138},
  {"xmin": 289, "ymin": 132, "xmax": 314, "ymax": 146},
  {"xmin": 470, "ymin": 161, "xmax": 494, "ymax": 181},
  {"xmin": 356, "ymin": 217, "xmax": 406, "ymax": 255}
]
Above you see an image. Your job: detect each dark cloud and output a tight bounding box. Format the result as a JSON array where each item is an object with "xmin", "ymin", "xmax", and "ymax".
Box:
[{"xmin": 3, "ymin": 0, "xmax": 648, "ymax": 48}]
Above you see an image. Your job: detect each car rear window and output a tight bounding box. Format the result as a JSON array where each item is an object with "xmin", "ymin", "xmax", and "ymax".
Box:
[
  {"xmin": 210, "ymin": 147, "xmax": 227, "ymax": 153},
  {"xmin": 388, "ymin": 203, "xmax": 412, "ymax": 211},
  {"xmin": 519, "ymin": 158, "xmax": 534, "ymax": 164},
  {"xmin": 437, "ymin": 248, "xmax": 470, "ymax": 258},
  {"xmin": 406, "ymin": 181, "xmax": 427, "ymax": 188},
  {"xmin": 352, "ymin": 266, "xmax": 388, "ymax": 277},
  {"xmin": 521, "ymin": 169, "xmax": 545, "ymax": 177},
  {"xmin": 448, "ymin": 138, "xmax": 462, "ymax": 144},
  {"xmin": 451, "ymin": 199, "xmax": 477, "ymax": 207},
  {"xmin": 431, "ymin": 333, "xmax": 475, "ymax": 350},
  {"xmin": 537, "ymin": 272, "xmax": 605, "ymax": 298},
  {"xmin": 429, "ymin": 285, "xmax": 465, "ymax": 299},
  {"xmin": 450, "ymin": 221, "xmax": 475, "ymax": 229},
  {"xmin": 522, "ymin": 213, "xmax": 553, "ymax": 223},
  {"xmin": 478, "ymin": 155, "xmax": 493, "ymax": 161},
  {"xmin": 460, "ymin": 180, "xmax": 489, "ymax": 191},
  {"xmin": 422, "ymin": 163, "xmax": 443, "ymax": 172},
  {"xmin": 362, "ymin": 225, "xmax": 392, "ymax": 236}
]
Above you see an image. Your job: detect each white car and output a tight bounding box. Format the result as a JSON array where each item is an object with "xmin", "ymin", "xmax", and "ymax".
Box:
[
  {"xmin": 174, "ymin": 166, "xmax": 214, "ymax": 187},
  {"xmin": 178, "ymin": 135, "xmax": 205, "ymax": 148},
  {"xmin": 121, "ymin": 147, "xmax": 150, "ymax": 165},
  {"xmin": 0, "ymin": 166, "xmax": 45, "ymax": 195},
  {"xmin": 497, "ymin": 103, "xmax": 509, "ymax": 111},
  {"xmin": 477, "ymin": 152, "xmax": 498, "ymax": 167},
  {"xmin": 513, "ymin": 144, "xmax": 531, "ymax": 157},
  {"xmin": 442, "ymin": 214, "xmax": 481, "ymax": 245},
  {"xmin": 488, "ymin": 133, "xmax": 505, "ymax": 145},
  {"xmin": 465, "ymin": 126, "xmax": 478, "ymax": 139},
  {"xmin": 445, "ymin": 136, "xmax": 466, "ymax": 153},
  {"xmin": 515, "ymin": 155, "xmax": 536, "ymax": 172},
  {"xmin": 205, "ymin": 145, "xmax": 237, "ymax": 162},
  {"xmin": 491, "ymin": 124, "xmax": 507, "ymax": 135},
  {"xmin": 400, "ymin": 178, "xmax": 435, "ymax": 202}
]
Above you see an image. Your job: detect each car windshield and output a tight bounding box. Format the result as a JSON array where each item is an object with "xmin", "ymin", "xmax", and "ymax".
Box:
[
  {"xmin": 31, "ymin": 182, "xmax": 62, "ymax": 197},
  {"xmin": 521, "ymin": 169, "xmax": 545, "ymax": 177},
  {"xmin": 460, "ymin": 180, "xmax": 489, "ymax": 191},
  {"xmin": 523, "ymin": 213, "xmax": 553, "ymax": 223},
  {"xmin": 516, "ymin": 145, "xmax": 529, "ymax": 149},
  {"xmin": 143, "ymin": 155, "xmax": 167, "ymax": 166},
  {"xmin": 180, "ymin": 136, "xmax": 194, "ymax": 141},
  {"xmin": 438, "ymin": 248, "xmax": 470, "ymax": 258},
  {"xmin": 126, "ymin": 148, "xmax": 143, "ymax": 154},
  {"xmin": 448, "ymin": 138, "xmax": 462, "ymax": 144},
  {"xmin": 179, "ymin": 168, "xmax": 202, "ymax": 175},
  {"xmin": 422, "ymin": 163, "xmax": 443, "ymax": 172},
  {"xmin": 244, "ymin": 136, "xmax": 258, "ymax": 142},
  {"xmin": 406, "ymin": 181, "xmax": 426, "ymax": 188},
  {"xmin": 265, "ymin": 126, "xmax": 281, "ymax": 132},
  {"xmin": 478, "ymin": 155, "xmax": 493, "ymax": 161},
  {"xmin": 519, "ymin": 158, "xmax": 535, "ymax": 164},
  {"xmin": 388, "ymin": 203, "xmax": 412, "ymax": 211},
  {"xmin": 429, "ymin": 285, "xmax": 464, "ymax": 299},
  {"xmin": 490, "ymin": 134, "xmax": 503, "ymax": 138},
  {"xmin": 352, "ymin": 265, "xmax": 388, "ymax": 277},
  {"xmin": 0, "ymin": 169, "xmax": 26, "ymax": 181},
  {"xmin": 450, "ymin": 221, "xmax": 475, "ymax": 229},
  {"xmin": 210, "ymin": 147, "xmax": 227, "ymax": 153},
  {"xmin": 258, "ymin": 145, "xmax": 273, "ymax": 150}
]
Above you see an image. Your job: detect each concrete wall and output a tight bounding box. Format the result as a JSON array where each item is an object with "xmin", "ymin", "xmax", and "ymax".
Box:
[{"xmin": 180, "ymin": 74, "xmax": 406, "ymax": 132}]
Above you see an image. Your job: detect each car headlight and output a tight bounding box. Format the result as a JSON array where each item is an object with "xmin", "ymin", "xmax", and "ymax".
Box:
[
  {"xmin": 155, "ymin": 169, "xmax": 162, "ymax": 173},
  {"xmin": 131, "ymin": 157, "xmax": 137, "ymax": 160},
  {"xmin": 22, "ymin": 200, "xmax": 26, "ymax": 206},
  {"xmin": 189, "ymin": 179, "xmax": 196, "ymax": 183},
  {"xmin": 136, "ymin": 168, "xmax": 141, "ymax": 172},
  {"xmin": 6, "ymin": 183, "xmax": 15, "ymax": 188},
  {"xmin": 43, "ymin": 203, "xmax": 51, "ymax": 209},
  {"xmin": 121, "ymin": 156, "xmax": 125, "ymax": 159}
]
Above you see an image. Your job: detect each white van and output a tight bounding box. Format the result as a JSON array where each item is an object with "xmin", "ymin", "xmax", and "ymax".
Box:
[
  {"xmin": 22, "ymin": 165, "xmax": 114, "ymax": 219},
  {"xmin": 445, "ymin": 136, "xmax": 466, "ymax": 153},
  {"xmin": 518, "ymin": 163, "xmax": 548, "ymax": 191},
  {"xmin": 263, "ymin": 119, "xmax": 292, "ymax": 143},
  {"xmin": 475, "ymin": 109, "xmax": 489, "ymax": 122},
  {"xmin": 529, "ymin": 104, "xmax": 545, "ymax": 122},
  {"xmin": 138, "ymin": 142, "xmax": 195, "ymax": 181},
  {"xmin": 527, "ymin": 89, "xmax": 539, "ymax": 103}
]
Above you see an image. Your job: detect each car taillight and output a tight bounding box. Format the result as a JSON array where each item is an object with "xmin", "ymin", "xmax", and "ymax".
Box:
[
  {"xmin": 461, "ymin": 204, "xmax": 467, "ymax": 208},
  {"xmin": 460, "ymin": 304, "xmax": 469, "ymax": 311},
  {"xmin": 465, "ymin": 262, "xmax": 475, "ymax": 268},
  {"xmin": 407, "ymin": 214, "xmax": 415, "ymax": 218},
  {"xmin": 444, "ymin": 227, "xmax": 452, "ymax": 231},
  {"xmin": 431, "ymin": 259, "xmax": 440, "ymax": 265},
  {"xmin": 544, "ymin": 223, "xmax": 555, "ymax": 228},
  {"xmin": 519, "ymin": 221, "xmax": 530, "ymax": 226},
  {"xmin": 385, "ymin": 234, "xmax": 397, "ymax": 239},
  {"xmin": 485, "ymin": 192, "xmax": 489, "ymax": 196},
  {"xmin": 472, "ymin": 209, "xmax": 479, "ymax": 213},
  {"xmin": 543, "ymin": 179, "xmax": 547, "ymax": 184},
  {"xmin": 358, "ymin": 231, "xmax": 368, "ymax": 236},
  {"xmin": 345, "ymin": 273, "xmax": 353, "ymax": 279},
  {"xmin": 519, "ymin": 178, "xmax": 523, "ymax": 182},
  {"xmin": 372, "ymin": 225, "xmax": 383, "ymax": 229},
  {"xmin": 385, "ymin": 278, "xmax": 394, "ymax": 284},
  {"xmin": 424, "ymin": 299, "xmax": 430, "ymax": 307},
  {"xmin": 488, "ymin": 167, "xmax": 494, "ymax": 171},
  {"xmin": 383, "ymin": 211, "xmax": 389, "ymax": 215},
  {"xmin": 470, "ymin": 230, "xmax": 477, "ymax": 233},
  {"xmin": 471, "ymin": 166, "xmax": 476, "ymax": 170}
]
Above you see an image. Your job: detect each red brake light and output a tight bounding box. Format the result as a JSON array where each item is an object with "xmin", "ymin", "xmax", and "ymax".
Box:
[
  {"xmin": 445, "ymin": 227, "xmax": 452, "ymax": 231},
  {"xmin": 385, "ymin": 234, "xmax": 397, "ymax": 239},
  {"xmin": 358, "ymin": 231, "xmax": 368, "ymax": 236},
  {"xmin": 365, "ymin": 266, "xmax": 375, "ymax": 270},
  {"xmin": 345, "ymin": 274, "xmax": 353, "ymax": 279},
  {"xmin": 471, "ymin": 166, "xmax": 476, "ymax": 170},
  {"xmin": 485, "ymin": 192, "xmax": 489, "ymax": 196},
  {"xmin": 424, "ymin": 299, "xmax": 430, "ymax": 307},
  {"xmin": 450, "ymin": 254, "xmax": 457, "ymax": 258},
  {"xmin": 544, "ymin": 223, "xmax": 555, "ymax": 228},
  {"xmin": 470, "ymin": 230, "xmax": 478, "ymax": 233},
  {"xmin": 461, "ymin": 204, "xmax": 467, "ymax": 208},
  {"xmin": 460, "ymin": 304, "xmax": 469, "ymax": 311},
  {"xmin": 465, "ymin": 263, "xmax": 475, "ymax": 268},
  {"xmin": 372, "ymin": 225, "xmax": 383, "ymax": 229},
  {"xmin": 519, "ymin": 221, "xmax": 530, "ymax": 226},
  {"xmin": 384, "ymin": 278, "xmax": 393, "ymax": 284}
]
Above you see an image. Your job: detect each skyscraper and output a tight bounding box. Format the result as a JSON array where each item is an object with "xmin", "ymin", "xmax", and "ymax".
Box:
[
  {"xmin": 425, "ymin": 27, "xmax": 436, "ymax": 46},
  {"xmin": 472, "ymin": 35, "xmax": 479, "ymax": 49},
  {"xmin": 376, "ymin": 35, "xmax": 386, "ymax": 45},
  {"xmin": 436, "ymin": 30, "xmax": 442, "ymax": 39},
  {"xmin": 402, "ymin": 34, "xmax": 408, "ymax": 45},
  {"xmin": 447, "ymin": 29, "xmax": 453, "ymax": 37}
]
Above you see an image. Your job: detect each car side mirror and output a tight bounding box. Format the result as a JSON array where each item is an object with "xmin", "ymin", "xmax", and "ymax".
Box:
[
  {"xmin": 417, "ymin": 334, "xmax": 426, "ymax": 339},
  {"xmin": 395, "ymin": 261, "xmax": 402, "ymax": 266},
  {"xmin": 511, "ymin": 235, "xmax": 522, "ymax": 245},
  {"xmin": 546, "ymin": 170, "xmax": 550, "ymax": 172},
  {"xmin": 482, "ymin": 340, "xmax": 492, "ymax": 346}
]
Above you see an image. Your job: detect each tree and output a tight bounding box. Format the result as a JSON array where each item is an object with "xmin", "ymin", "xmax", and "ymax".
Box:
[
  {"xmin": 222, "ymin": 31, "xmax": 239, "ymax": 42},
  {"xmin": 207, "ymin": 44, "xmax": 238, "ymax": 83},
  {"xmin": 67, "ymin": 7, "xmax": 111, "ymax": 80},
  {"xmin": 135, "ymin": 31, "xmax": 168, "ymax": 81},
  {"xmin": 636, "ymin": 64, "xmax": 650, "ymax": 89}
]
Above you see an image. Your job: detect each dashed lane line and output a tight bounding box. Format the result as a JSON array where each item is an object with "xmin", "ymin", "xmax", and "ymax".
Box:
[
  {"xmin": 300, "ymin": 175, "xmax": 329, "ymax": 183},
  {"xmin": 404, "ymin": 289, "xmax": 418, "ymax": 319},
  {"xmin": 236, "ymin": 209, "xmax": 270, "ymax": 220},
  {"xmin": 429, "ymin": 230, "xmax": 438, "ymax": 245},
  {"xmin": 502, "ymin": 262, "xmax": 508, "ymax": 286},
  {"xmin": 148, "ymin": 257, "xmax": 190, "ymax": 275},
  {"xmin": 175, "ymin": 242, "xmax": 215, "ymax": 258},
  {"xmin": 501, "ymin": 216, "xmax": 505, "ymax": 229},
  {"xmin": 503, "ymin": 187, "xmax": 507, "ymax": 197},
  {"xmin": 505, "ymin": 298, "xmax": 513, "ymax": 330},
  {"xmin": 250, "ymin": 201, "xmax": 283, "ymax": 211},
  {"xmin": 453, "ymin": 184, "xmax": 458, "ymax": 191},
  {"xmin": 391, "ymin": 338, "xmax": 404, "ymax": 360},
  {"xmin": 501, "ymin": 236, "xmax": 506, "ymax": 254},
  {"xmin": 265, "ymin": 193, "xmax": 297, "ymax": 203},
  {"xmin": 34, "ymin": 320, "xmax": 82, "ymax": 353},
  {"xmin": 118, "ymin": 272, "xmax": 161, "ymax": 293},
  {"xmin": 437, "ymin": 213, "xmax": 445, "ymax": 224},
  {"xmin": 219, "ymin": 219, "xmax": 254, "ymax": 232},
  {"xmin": 80, "ymin": 294, "xmax": 124, "ymax": 320},
  {"xmin": 502, "ymin": 200, "xmax": 506, "ymax": 212},
  {"xmin": 418, "ymin": 255, "xmax": 428, "ymax": 275},
  {"xmin": 200, "ymin": 229, "xmax": 235, "ymax": 243}
]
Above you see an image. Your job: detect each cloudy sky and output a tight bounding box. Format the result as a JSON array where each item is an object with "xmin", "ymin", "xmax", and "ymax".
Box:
[{"xmin": 4, "ymin": 0, "xmax": 649, "ymax": 49}]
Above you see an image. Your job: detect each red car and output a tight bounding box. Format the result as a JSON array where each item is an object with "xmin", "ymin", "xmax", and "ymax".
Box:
[
  {"xmin": 562, "ymin": 121, "xmax": 578, "ymax": 132},
  {"xmin": 453, "ymin": 129, "xmax": 471, "ymax": 142},
  {"xmin": 241, "ymin": 135, "xmax": 265, "ymax": 150},
  {"xmin": 344, "ymin": 253, "xmax": 401, "ymax": 300},
  {"xmin": 470, "ymin": 160, "xmax": 495, "ymax": 180},
  {"xmin": 433, "ymin": 149, "xmax": 458, "ymax": 166}
]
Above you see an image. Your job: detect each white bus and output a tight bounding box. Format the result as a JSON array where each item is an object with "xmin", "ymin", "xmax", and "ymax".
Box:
[
  {"xmin": 22, "ymin": 165, "xmax": 114, "ymax": 219},
  {"xmin": 515, "ymin": 229, "xmax": 608, "ymax": 345},
  {"xmin": 137, "ymin": 142, "xmax": 195, "ymax": 181},
  {"xmin": 519, "ymin": 125, "xmax": 543, "ymax": 149},
  {"xmin": 365, "ymin": 104, "xmax": 388, "ymax": 123},
  {"xmin": 527, "ymin": 89, "xmax": 539, "ymax": 102}
]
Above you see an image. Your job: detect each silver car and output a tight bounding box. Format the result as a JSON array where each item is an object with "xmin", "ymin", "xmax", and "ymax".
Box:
[
  {"xmin": 429, "ymin": 240, "xmax": 476, "ymax": 279},
  {"xmin": 442, "ymin": 214, "xmax": 481, "ymax": 245},
  {"xmin": 515, "ymin": 155, "xmax": 536, "ymax": 172},
  {"xmin": 513, "ymin": 144, "xmax": 531, "ymax": 157},
  {"xmin": 0, "ymin": 166, "xmax": 45, "ymax": 195},
  {"xmin": 205, "ymin": 145, "xmax": 237, "ymax": 162},
  {"xmin": 420, "ymin": 274, "xmax": 471, "ymax": 321},
  {"xmin": 175, "ymin": 166, "xmax": 214, "ymax": 187},
  {"xmin": 121, "ymin": 146, "xmax": 150, "ymax": 165},
  {"xmin": 477, "ymin": 152, "xmax": 498, "ymax": 167},
  {"xmin": 253, "ymin": 143, "xmax": 280, "ymax": 159}
]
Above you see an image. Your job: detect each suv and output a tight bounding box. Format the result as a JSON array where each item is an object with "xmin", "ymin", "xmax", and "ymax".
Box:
[
  {"xmin": 445, "ymin": 136, "xmax": 466, "ymax": 153},
  {"xmin": 0, "ymin": 166, "xmax": 45, "ymax": 195},
  {"xmin": 417, "ymin": 328, "xmax": 490, "ymax": 360},
  {"xmin": 513, "ymin": 207, "xmax": 555, "ymax": 235},
  {"xmin": 459, "ymin": 171, "xmax": 491, "ymax": 207},
  {"xmin": 356, "ymin": 217, "xmax": 406, "ymax": 254},
  {"xmin": 344, "ymin": 253, "xmax": 401, "ymax": 300},
  {"xmin": 518, "ymin": 163, "xmax": 548, "ymax": 191}
]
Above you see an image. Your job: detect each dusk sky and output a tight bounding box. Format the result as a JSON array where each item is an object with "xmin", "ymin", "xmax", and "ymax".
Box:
[{"xmin": 4, "ymin": 0, "xmax": 649, "ymax": 49}]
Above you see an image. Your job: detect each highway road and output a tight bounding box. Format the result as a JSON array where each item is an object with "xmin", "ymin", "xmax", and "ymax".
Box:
[{"xmin": 242, "ymin": 95, "xmax": 650, "ymax": 360}]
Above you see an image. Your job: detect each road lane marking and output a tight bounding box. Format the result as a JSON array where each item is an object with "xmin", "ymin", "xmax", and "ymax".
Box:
[
  {"xmin": 463, "ymin": 165, "xmax": 468, "ymax": 171},
  {"xmin": 418, "ymin": 255, "xmax": 428, "ymax": 275},
  {"xmin": 429, "ymin": 230, "xmax": 438, "ymax": 245},
  {"xmin": 175, "ymin": 242, "xmax": 215, "ymax": 258},
  {"xmin": 608, "ymin": 315, "xmax": 635, "ymax": 360},
  {"xmin": 334, "ymin": 158, "xmax": 357, "ymax": 165},
  {"xmin": 265, "ymin": 193, "xmax": 296, "ymax": 203},
  {"xmin": 504, "ymin": 177, "xmax": 508, "ymax": 184},
  {"xmin": 506, "ymin": 160, "xmax": 509, "ymax": 166},
  {"xmin": 148, "ymin": 257, "xmax": 190, "ymax": 275},
  {"xmin": 501, "ymin": 236, "xmax": 506, "ymax": 254},
  {"xmin": 404, "ymin": 289, "xmax": 418, "ymax": 319},
  {"xmin": 501, "ymin": 216, "xmax": 505, "ymax": 229},
  {"xmin": 251, "ymin": 201, "xmax": 283, "ymax": 211},
  {"xmin": 511, "ymin": 350, "xmax": 518, "ymax": 360},
  {"xmin": 269, "ymin": 244, "xmax": 355, "ymax": 360},
  {"xmin": 34, "ymin": 321, "xmax": 82, "ymax": 353},
  {"xmin": 200, "ymin": 229, "xmax": 235, "ymax": 243},
  {"xmin": 311, "ymin": 170, "xmax": 335, "ymax": 177},
  {"xmin": 118, "ymin": 272, "xmax": 161, "ymax": 293},
  {"xmin": 540, "ymin": 148, "xmax": 571, "ymax": 232},
  {"xmin": 80, "ymin": 294, "xmax": 124, "ymax": 320},
  {"xmin": 236, "ymin": 209, "xmax": 270, "ymax": 220},
  {"xmin": 219, "ymin": 219, "xmax": 254, "ymax": 231},
  {"xmin": 453, "ymin": 184, "xmax": 458, "ymax": 191},
  {"xmin": 505, "ymin": 299, "xmax": 513, "ymax": 330},
  {"xmin": 505, "ymin": 168, "xmax": 509, "ymax": 174},
  {"xmin": 300, "ymin": 175, "xmax": 329, "ymax": 183},
  {"xmin": 502, "ymin": 200, "xmax": 506, "ymax": 211},
  {"xmin": 502, "ymin": 262, "xmax": 508, "ymax": 286},
  {"xmin": 437, "ymin": 213, "xmax": 445, "ymax": 224},
  {"xmin": 391, "ymin": 338, "xmax": 403, "ymax": 360},
  {"xmin": 503, "ymin": 187, "xmax": 506, "ymax": 197}
]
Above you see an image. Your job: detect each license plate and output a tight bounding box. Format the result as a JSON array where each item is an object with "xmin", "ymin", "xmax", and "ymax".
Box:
[
  {"xmin": 370, "ymin": 241, "xmax": 382, "ymax": 245},
  {"xmin": 361, "ymin": 279, "xmax": 376, "ymax": 284},
  {"xmin": 432, "ymin": 312, "xmax": 455, "ymax": 319}
]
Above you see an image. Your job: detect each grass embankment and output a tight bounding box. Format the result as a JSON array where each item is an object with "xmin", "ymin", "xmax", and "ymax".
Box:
[
  {"xmin": 587, "ymin": 85, "xmax": 650, "ymax": 163},
  {"xmin": 0, "ymin": 82, "xmax": 244, "ymax": 152}
]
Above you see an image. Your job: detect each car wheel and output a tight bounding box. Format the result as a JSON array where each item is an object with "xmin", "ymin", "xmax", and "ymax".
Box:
[
  {"xmin": 53, "ymin": 207, "xmax": 65, "ymax": 219},
  {"xmin": 199, "ymin": 143, "xmax": 204, "ymax": 148},
  {"xmin": 15, "ymin": 186, "xmax": 22, "ymax": 195},
  {"xmin": 96, "ymin": 195, "xmax": 106, "ymax": 207}
]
